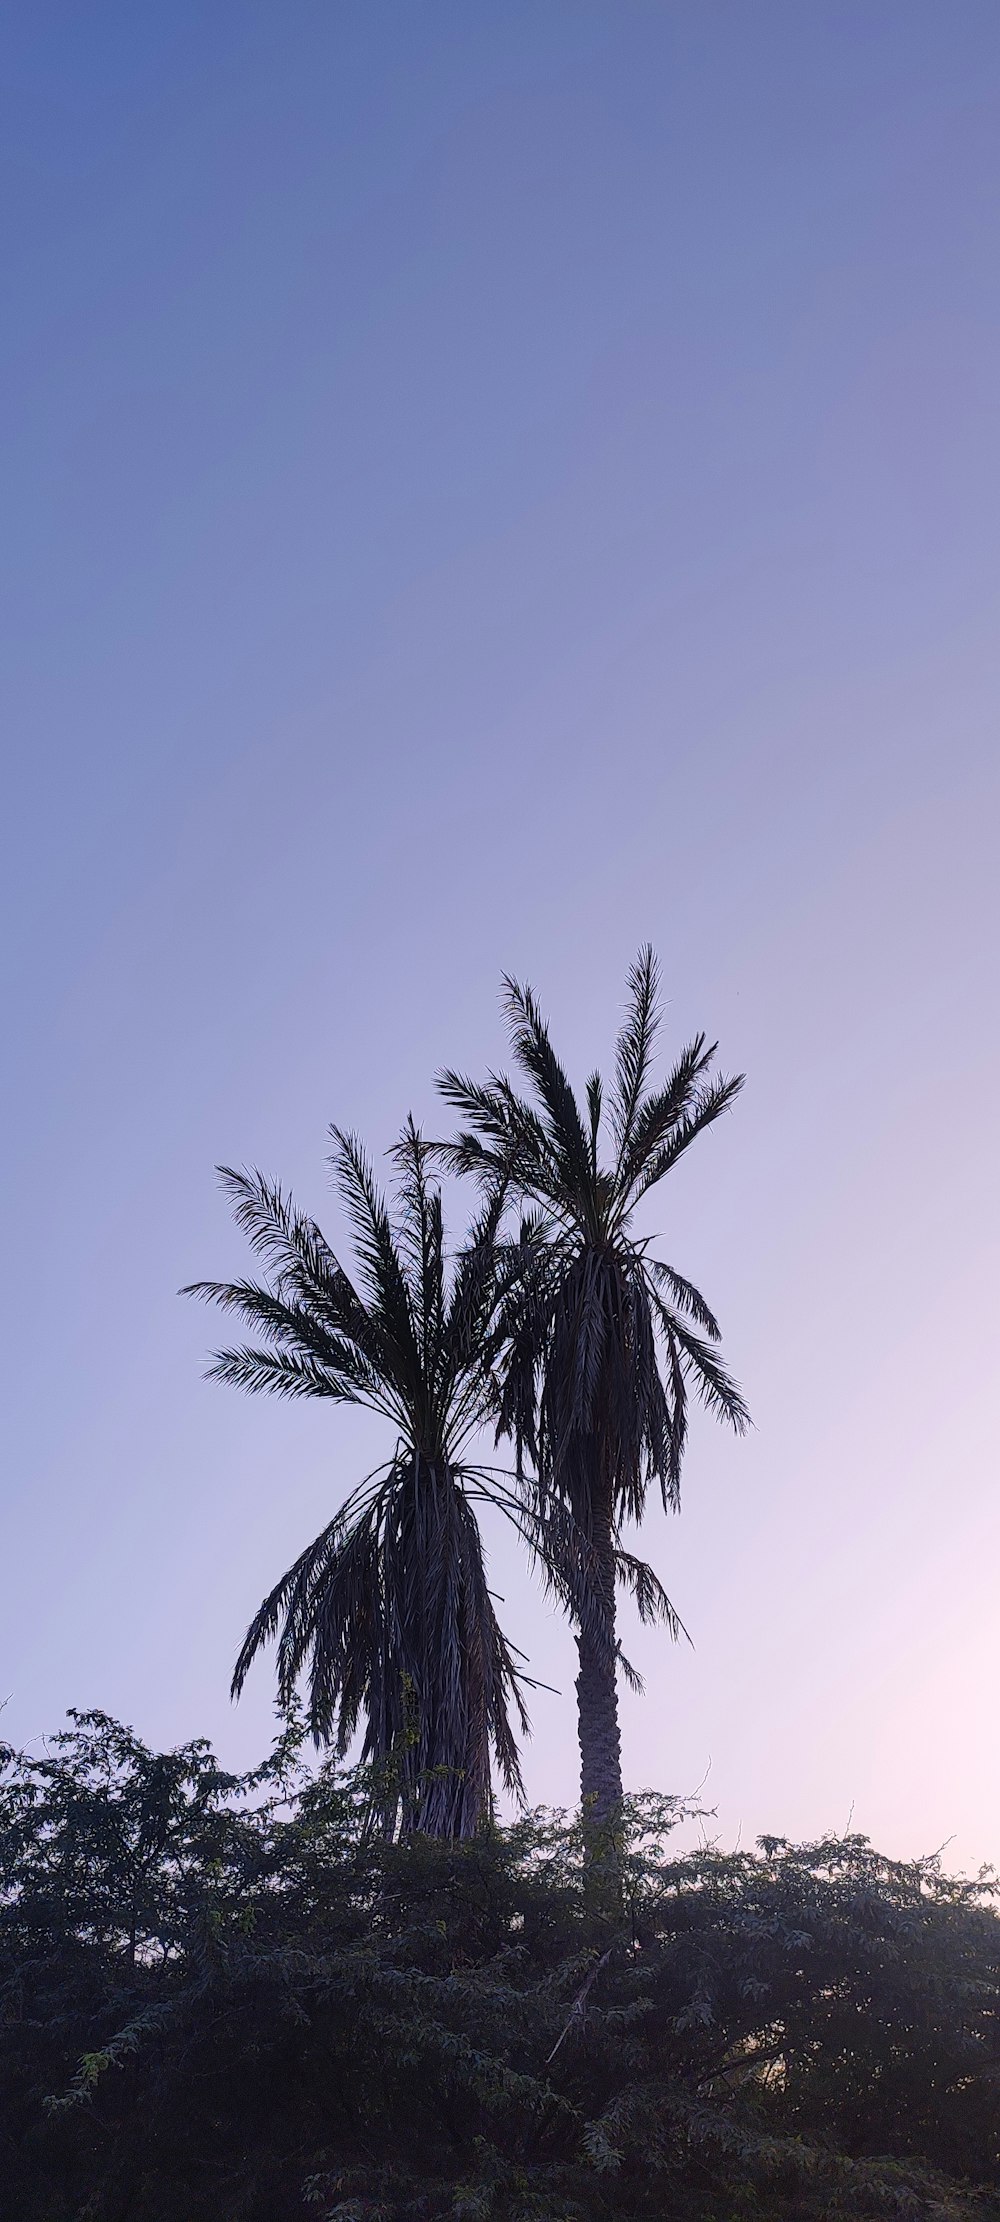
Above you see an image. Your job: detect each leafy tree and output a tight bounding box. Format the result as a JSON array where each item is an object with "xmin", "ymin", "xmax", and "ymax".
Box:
[
  {"xmin": 187, "ymin": 1118, "xmax": 577, "ymax": 1840},
  {"xmin": 438, "ymin": 949, "xmax": 749, "ymax": 1823},
  {"xmin": 4, "ymin": 1709, "xmax": 1000, "ymax": 2222}
]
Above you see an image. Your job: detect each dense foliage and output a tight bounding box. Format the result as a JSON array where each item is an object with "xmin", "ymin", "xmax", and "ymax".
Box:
[{"xmin": 3, "ymin": 1711, "xmax": 1000, "ymax": 2222}]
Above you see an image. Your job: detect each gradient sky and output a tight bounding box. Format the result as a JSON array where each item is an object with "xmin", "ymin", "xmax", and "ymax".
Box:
[{"xmin": 4, "ymin": 2, "xmax": 1000, "ymax": 1869}]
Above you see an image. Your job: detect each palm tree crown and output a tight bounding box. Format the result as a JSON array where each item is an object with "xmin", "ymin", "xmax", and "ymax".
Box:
[
  {"xmin": 186, "ymin": 1119, "xmax": 543, "ymax": 1840},
  {"xmin": 438, "ymin": 948, "xmax": 749, "ymax": 1822}
]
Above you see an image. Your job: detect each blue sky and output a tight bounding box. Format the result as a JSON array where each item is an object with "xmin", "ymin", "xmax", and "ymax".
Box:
[{"xmin": 3, "ymin": 3, "xmax": 1000, "ymax": 1865}]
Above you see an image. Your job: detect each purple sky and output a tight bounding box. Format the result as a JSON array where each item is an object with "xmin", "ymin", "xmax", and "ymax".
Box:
[{"xmin": 4, "ymin": 3, "xmax": 1000, "ymax": 1868}]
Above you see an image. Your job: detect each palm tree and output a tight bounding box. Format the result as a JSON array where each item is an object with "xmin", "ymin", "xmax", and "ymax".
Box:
[
  {"xmin": 186, "ymin": 1118, "xmax": 562, "ymax": 1840},
  {"xmin": 438, "ymin": 949, "xmax": 749, "ymax": 1825}
]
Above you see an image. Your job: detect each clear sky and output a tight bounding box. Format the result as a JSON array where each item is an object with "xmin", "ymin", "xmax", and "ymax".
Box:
[{"xmin": 3, "ymin": 2, "xmax": 999, "ymax": 1869}]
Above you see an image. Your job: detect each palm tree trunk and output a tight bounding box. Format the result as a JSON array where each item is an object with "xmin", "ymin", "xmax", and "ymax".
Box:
[
  {"xmin": 574, "ymin": 1468, "xmax": 622, "ymax": 1823},
  {"xmin": 397, "ymin": 1457, "xmax": 492, "ymax": 1843}
]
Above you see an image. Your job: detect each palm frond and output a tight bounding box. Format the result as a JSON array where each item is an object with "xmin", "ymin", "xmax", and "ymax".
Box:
[
  {"xmin": 231, "ymin": 1507, "xmax": 349, "ymax": 1700},
  {"xmin": 210, "ymin": 1168, "xmax": 379, "ymax": 1353},
  {"xmin": 436, "ymin": 1070, "xmax": 554, "ymax": 1195},
  {"xmin": 609, "ymin": 944, "xmax": 661, "ymax": 1170},
  {"xmin": 204, "ymin": 1347, "xmax": 352, "ymax": 1400},
  {"xmin": 616, "ymin": 1643, "xmax": 644, "ymax": 1694},
  {"xmin": 328, "ymin": 1128, "xmax": 420, "ymax": 1380},
  {"xmin": 214, "ymin": 1165, "xmax": 303, "ymax": 1276},
  {"xmin": 585, "ymin": 1071, "xmax": 602, "ymax": 1176},
  {"xmin": 185, "ymin": 1278, "xmax": 377, "ymax": 1380},
  {"xmin": 614, "ymin": 1547, "xmax": 691, "ymax": 1644},
  {"xmin": 630, "ymin": 1072, "xmax": 746, "ymax": 1203},
  {"xmin": 650, "ymin": 1293, "xmax": 750, "ymax": 1433},
  {"xmin": 500, "ymin": 976, "xmax": 595, "ymax": 1209},
  {"xmin": 649, "ymin": 1261, "xmax": 722, "ymax": 1339},
  {"xmin": 615, "ymin": 1035, "xmax": 716, "ymax": 1199}
]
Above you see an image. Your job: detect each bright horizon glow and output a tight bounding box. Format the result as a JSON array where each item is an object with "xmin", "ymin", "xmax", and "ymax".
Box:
[{"xmin": 3, "ymin": 2, "xmax": 1000, "ymax": 1871}]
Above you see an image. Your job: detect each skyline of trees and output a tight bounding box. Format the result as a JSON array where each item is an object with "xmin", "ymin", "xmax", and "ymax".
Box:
[{"xmin": 7, "ymin": 961, "xmax": 997, "ymax": 2219}]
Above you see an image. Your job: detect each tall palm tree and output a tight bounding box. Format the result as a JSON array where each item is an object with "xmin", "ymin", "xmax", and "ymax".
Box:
[
  {"xmin": 438, "ymin": 949, "xmax": 749, "ymax": 1824},
  {"xmin": 186, "ymin": 1118, "xmax": 563, "ymax": 1840}
]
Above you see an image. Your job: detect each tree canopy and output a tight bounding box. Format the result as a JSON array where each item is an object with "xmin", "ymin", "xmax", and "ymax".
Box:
[{"xmin": 3, "ymin": 1710, "xmax": 1000, "ymax": 2222}]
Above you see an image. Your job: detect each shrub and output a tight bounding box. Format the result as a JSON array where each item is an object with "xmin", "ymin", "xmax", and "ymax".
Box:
[{"xmin": 3, "ymin": 1712, "xmax": 999, "ymax": 2221}]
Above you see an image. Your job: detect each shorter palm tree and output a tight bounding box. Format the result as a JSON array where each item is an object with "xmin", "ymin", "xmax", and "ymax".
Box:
[{"xmin": 186, "ymin": 1119, "xmax": 561, "ymax": 1840}]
